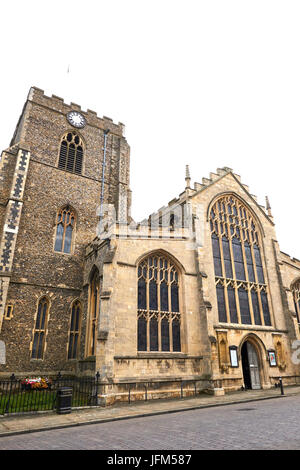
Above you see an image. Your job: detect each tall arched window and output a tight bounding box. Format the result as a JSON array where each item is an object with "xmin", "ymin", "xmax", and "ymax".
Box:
[
  {"xmin": 87, "ymin": 269, "xmax": 100, "ymax": 357},
  {"xmin": 68, "ymin": 300, "xmax": 82, "ymax": 359},
  {"xmin": 54, "ymin": 206, "xmax": 76, "ymax": 254},
  {"xmin": 31, "ymin": 297, "xmax": 49, "ymax": 359},
  {"xmin": 210, "ymin": 195, "xmax": 271, "ymax": 326},
  {"xmin": 137, "ymin": 253, "xmax": 181, "ymax": 352},
  {"xmin": 58, "ymin": 132, "xmax": 84, "ymax": 175},
  {"xmin": 292, "ymin": 280, "xmax": 300, "ymax": 323}
]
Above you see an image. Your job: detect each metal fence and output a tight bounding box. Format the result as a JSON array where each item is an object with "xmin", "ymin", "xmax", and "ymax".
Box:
[
  {"xmin": 1, "ymin": 373, "xmax": 290, "ymax": 416},
  {"xmin": 123, "ymin": 378, "xmax": 213, "ymax": 403},
  {"xmin": 0, "ymin": 373, "xmax": 100, "ymax": 416},
  {"xmin": 0, "ymin": 373, "xmax": 214, "ymax": 416}
]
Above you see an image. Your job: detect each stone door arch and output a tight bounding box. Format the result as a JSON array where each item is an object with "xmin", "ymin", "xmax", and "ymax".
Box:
[{"xmin": 239, "ymin": 335, "xmax": 268, "ymax": 390}]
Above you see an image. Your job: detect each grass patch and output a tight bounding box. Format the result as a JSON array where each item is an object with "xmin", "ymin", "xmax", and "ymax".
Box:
[{"xmin": 0, "ymin": 389, "xmax": 94, "ymax": 414}]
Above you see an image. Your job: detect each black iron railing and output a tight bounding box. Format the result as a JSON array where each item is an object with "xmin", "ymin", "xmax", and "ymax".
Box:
[
  {"xmin": 114, "ymin": 378, "xmax": 213, "ymax": 404},
  {"xmin": 0, "ymin": 373, "xmax": 213, "ymax": 415},
  {"xmin": 1, "ymin": 372, "xmax": 293, "ymax": 416},
  {"xmin": 0, "ymin": 372, "xmax": 101, "ymax": 416}
]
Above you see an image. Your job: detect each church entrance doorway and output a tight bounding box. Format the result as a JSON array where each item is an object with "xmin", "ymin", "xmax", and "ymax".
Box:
[{"xmin": 241, "ymin": 341, "xmax": 261, "ymax": 390}]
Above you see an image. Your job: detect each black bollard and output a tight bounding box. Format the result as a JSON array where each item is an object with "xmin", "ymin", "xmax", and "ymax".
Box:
[{"xmin": 279, "ymin": 377, "xmax": 284, "ymax": 395}]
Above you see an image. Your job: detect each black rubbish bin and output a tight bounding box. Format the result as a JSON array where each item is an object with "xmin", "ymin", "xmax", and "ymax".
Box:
[{"xmin": 57, "ymin": 387, "xmax": 72, "ymax": 414}]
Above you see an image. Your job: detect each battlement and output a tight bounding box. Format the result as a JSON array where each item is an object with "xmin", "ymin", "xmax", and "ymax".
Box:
[
  {"xmin": 195, "ymin": 166, "xmax": 267, "ymax": 212},
  {"xmin": 280, "ymin": 251, "xmax": 300, "ymax": 268},
  {"xmin": 141, "ymin": 166, "xmax": 270, "ymax": 225},
  {"xmin": 27, "ymin": 86, "xmax": 125, "ymax": 137}
]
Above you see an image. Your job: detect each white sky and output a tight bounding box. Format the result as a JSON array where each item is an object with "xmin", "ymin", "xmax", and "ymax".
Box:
[{"xmin": 1, "ymin": 0, "xmax": 300, "ymax": 258}]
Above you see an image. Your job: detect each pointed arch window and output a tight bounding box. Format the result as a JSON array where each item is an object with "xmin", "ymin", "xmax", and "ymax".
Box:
[
  {"xmin": 31, "ymin": 297, "xmax": 49, "ymax": 359},
  {"xmin": 87, "ymin": 269, "xmax": 101, "ymax": 357},
  {"xmin": 58, "ymin": 132, "xmax": 84, "ymax": 175},
  {"xmin": 292, "ymin": 280, "xmax": 300, "ymax": 323},
  {"xmin": 210, "ymin": 195, "xmax": 271, "ymax": 326},
  {"xmin": 68, "ymin": 300, "xmax": 82, "ymax": 359},
  {"xmin": 54, "ymin": 206, "xmax": 76, "ymax": 254},
  {"xmin": 137, "ymin": 254, "xmax": 181, "ymax": 352}
]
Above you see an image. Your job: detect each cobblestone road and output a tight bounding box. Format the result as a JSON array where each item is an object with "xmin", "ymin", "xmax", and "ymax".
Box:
[{"xmin": 1, "ymin": 395, "xmax": 300, "ymax": 450}]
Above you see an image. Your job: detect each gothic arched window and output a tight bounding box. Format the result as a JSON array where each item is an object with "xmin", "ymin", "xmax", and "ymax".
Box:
[
  {"xmin": 58, "ymin": 132, "xmax": 84, "ymax": 175},
  {"xmin": 31, "ymin": 297, "xmax": 49, "ymax": 359},
  {"xmin": 210, "ymin": 195, "xmax": 271, "ymax": 326},
  {"xmin": 137, "ymin": 253, "xmax": 181, "ymax": 352},
  {"xmin": 87, "ymin": 269, "xmax": 100, "ymax": 357},
  {"xmin": 292, "ymin": 280, "xmax": 300, "ymax": 323},
  {"xmin": 54, "ymin": 206, "xmax": 76, "ymax": 254},
  {"xmin": 68, "ymin": 300, "xmax": 82, "ymax": 359}
]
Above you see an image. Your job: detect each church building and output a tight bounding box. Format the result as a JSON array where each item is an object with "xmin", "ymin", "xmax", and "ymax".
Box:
[{"xmin": 0, "ymin": 86, "xmax": 300, "ymax": 404}]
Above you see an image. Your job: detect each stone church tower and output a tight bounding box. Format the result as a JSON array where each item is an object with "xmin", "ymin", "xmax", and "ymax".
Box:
[
  {"xmin": 0, "ymin": 87, "xmax": 131, "ymax": 375},
  {"xmin": 1, "ymin": 87, "xmax": 300, "ymax": 404}
]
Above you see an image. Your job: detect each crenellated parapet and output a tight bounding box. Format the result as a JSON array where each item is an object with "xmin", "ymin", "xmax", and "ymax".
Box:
[
  {"xmin": 280, "ymin": 251, "xmax": 300, "ymax": 271},
  {"xmin": 28, "ymin": 87, "xmax": 125, "ymax": 137},
  {"xmin": 10, "ymin": 87, "xmax": 126, "ymax": 148},
  {"xmin": 141, "ymin": 166, "xmax": 272, "ymax": 228}
]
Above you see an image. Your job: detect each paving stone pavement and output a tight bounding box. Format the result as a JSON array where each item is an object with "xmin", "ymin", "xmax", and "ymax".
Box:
[
  {"xmin": 1, "ymin": 392, "xmax": 300, "ymax": 450},
  {"xmin": 0, "ymin": 384, "xmax": 299, "ymax": 439}
]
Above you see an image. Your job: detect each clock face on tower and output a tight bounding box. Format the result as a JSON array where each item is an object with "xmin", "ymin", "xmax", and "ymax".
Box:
[{"xmin": 67, "ymin": 111, "xmax": 86, "ymax": 128}]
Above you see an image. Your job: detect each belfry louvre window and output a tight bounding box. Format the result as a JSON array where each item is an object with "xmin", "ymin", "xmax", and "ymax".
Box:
[
  {"xmin": 31, "ymin": 297, "xmax": 49, "ymax": 359},
  {"xmin": 54, "ymin": 206, "xmax": 75, "ymax": 254},
  {"xmin": 210, "ymin": 195, "xmax": 271, "ymax": 326},
  {"xmin": 58, "ymin": 132, "xmax": 83, "ymax": 174},
  {"xmin": 68, "ymin": 300, "xmax": 82, "ymax": 359},
  {"xmin": 292, "ymin": 280, "xmax": 300, "ymax": 323},
  {"xmin": 137, "ymin": 254, "xmax": 181, "ymax": 352}
]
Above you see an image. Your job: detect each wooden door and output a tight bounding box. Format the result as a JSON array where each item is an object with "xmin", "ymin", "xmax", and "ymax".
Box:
[{"xmin": 247, "ymin": 342, "xmax": 261, "ymax": 389}]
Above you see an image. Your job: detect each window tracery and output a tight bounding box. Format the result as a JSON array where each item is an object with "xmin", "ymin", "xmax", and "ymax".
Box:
[
  {"xmin": 87, "ymin": 269, "xmax": 100, "ymax": 357},
  {"xmin": 54, "ymin": 206, "xmax": 76, "ymax": 254},
  {"xmin": 210, "ymin": 195, "xmax": 271, "ymax": 326},
  {"xmin": 58, "ymin": 132, "xmax": 83, "ymax": 175},
  {"xmin": 68, "ymin": 300, "xmax": 82, "ymax": 359},
  {"xmin": 137, "ymin": 254, "xmax": 181, "ymax": 352},
  {"xmin": 292, "ymin": 280, "xmax": 300, "ymax": 323},
  {"xmin": 31, "ymin": 297, "xmax": 49, "ymax": 359}
]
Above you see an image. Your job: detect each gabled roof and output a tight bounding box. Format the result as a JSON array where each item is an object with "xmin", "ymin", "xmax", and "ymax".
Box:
[
  {"xmin": 144, "ymin": 166, "xmax": 274, "ymax": 227},
  {"xmin": 189, "ymin": 167, "xmax": 275, "ymax": 226}
]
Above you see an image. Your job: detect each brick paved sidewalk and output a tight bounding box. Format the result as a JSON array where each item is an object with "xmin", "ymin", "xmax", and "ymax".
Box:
[{"xmin": 1, "ymin": 385, "xmax": 300, "ymax": 438}]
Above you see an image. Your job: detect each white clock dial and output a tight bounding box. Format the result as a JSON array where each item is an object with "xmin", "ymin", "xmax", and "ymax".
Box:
[{"xmin": 67, "ymin": 111, "xmax": 86, "ymax": 128}]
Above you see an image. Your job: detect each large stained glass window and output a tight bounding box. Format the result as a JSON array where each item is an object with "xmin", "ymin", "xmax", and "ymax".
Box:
[
  {"xmin": 210, "ymin": 195, "xmax": 271, "ymax": 326},
  {"xmin": 137, "ymin": 254, "xmax": 181, "ymax": 352}
]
